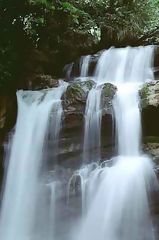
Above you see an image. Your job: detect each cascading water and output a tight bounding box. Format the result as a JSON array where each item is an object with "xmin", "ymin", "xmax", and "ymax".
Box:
[
  {"xmin": 0, "ymin": 45, "xmax": 159, "ymax": 240},
  {"xmin": 113, "ymin": 84, "xmax": 141, "ymax": 156},
  {"xmin": 80, "ymin": 55, "xmax": 91, "ymax": 78},
  {"xmin": 0, "ymin": 81, "xmax": 67, "ymax": 240},
  {"xmin": 73, "ymin": 46, "xmax": 159, "ymax": 240},
  {"xmin": 83, "ymin": 86, "xmax": 102, "ymax": 163},
  {"xmin": 46, "ymin": 181, "xmax": 58, "ymax": 240},
  {"xmin": 64, "ymin": 63, "xmax": 74, "ymax": 80},
  {"xmin": 64, "ymin": 55, "xmax": 90, "ymax": 80}
]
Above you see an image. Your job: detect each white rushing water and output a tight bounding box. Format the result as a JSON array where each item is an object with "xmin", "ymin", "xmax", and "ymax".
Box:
[
  {"xmin": 83, "ymin": 86, "xmax": 102, "ymax": 163},
  {"xmin": 80, "ymin": 55, "xmax": 91, "ymax": 78},
  {"xmin": 0, "ymin": 46, "xmax": 158, "ymax": 240},
  {"xmin": 0, "ymin": 81, "xmax": 67, "ymax": 240},
  {"xmin": 64, "ymin": 63, "xmax": 74, "ymax": 80},
  {"xmin": 46, "ymin": 182, "xmax": 57, "ymax": 240},
  {"xmin": 113, "ymin": 84, "xmax": 141, "ymax": 156},
  {"xmin": 74, "ymin": 46, "xmax": 158, "ymax": 240}
]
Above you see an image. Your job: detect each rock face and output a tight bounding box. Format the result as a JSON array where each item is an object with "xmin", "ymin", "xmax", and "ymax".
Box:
[
  {"xmin": 63, "ymin": 51, "xmax": 103, "ymax": 81},
  {"xmin": 63, "ymin": 80, "xmax": 117, "ymax": 115},
  {"xmin": 63, "ymin": 80, "xmax": 95, "ymax": 115},
  {"xmin": 1, "ymin": 77, "xmax": 159, "ymax": 182},
  {"xmin": 140, "ymin": 81, "xmax": 159, "ymax": 145},
  {"xmin": 143, "ymin": 140, "xmax": 159, "ymax": 178},
  {"xmin": 102, "ymin": 83, "xmax": 117, "ymax": 114},
  {"xmin": 57, "ymin": 113, "xmax": 115, "ymax": 169},
  {"xmin": 62, "ymin": 79, "xmax": 159, "ymax": 117},
  {"xmin": 140, "ymin": 81, "xmax": 159, "ymax": 108},
  {"xmin": 26, "ymin": 74, "xmax": 59, "ymax": 90},
  {"xmin": 140, "ymin": 81, "xmax": 159, "ymax": 175}
]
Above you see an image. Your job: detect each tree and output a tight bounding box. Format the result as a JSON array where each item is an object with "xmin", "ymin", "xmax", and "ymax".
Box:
[{"xmin": 0, "ymin": 0, "xmax": 159, "ymax": 92}]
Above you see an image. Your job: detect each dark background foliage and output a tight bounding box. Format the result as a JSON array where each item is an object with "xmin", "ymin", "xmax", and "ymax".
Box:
[{"xmin": 0, "ymin": 0, "xmax": 159, "ymax": 93}]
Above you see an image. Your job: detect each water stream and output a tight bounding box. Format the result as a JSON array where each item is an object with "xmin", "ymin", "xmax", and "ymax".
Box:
[
  {"xmin": 0, "ymin": 46, "xmax": 158, "ymax": 240},
  {"xmin": 74, "ymin": 46, "xmax": 158, "ymax": 240},
  {"xmin": 83, "ymin": 86, "xmax": 102, "ymax": 163},
  {"xmin": 0, "ymin": 81, "xmax": 67, "ymax": 240},
  {"xmin": 80, "ymin": 55, "xmax": 91, "ymax": 78}
]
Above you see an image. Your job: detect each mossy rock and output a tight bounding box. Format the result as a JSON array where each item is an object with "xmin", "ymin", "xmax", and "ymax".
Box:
[
  {"xmin": 102, "ymin": 83, "xmax": 117, "ymax": 97},
  {"xmin": 64, "ymin": 80, "xmax": 95, "ymax": 105},
  {"xmin": 101, "ymin": 83, "xmax": 117, "ymax": 113},
  {"xmin": 143, "ymin": 142, "xmax": 159, "ymax": 160},
  {"xmin": 140, "ymin": 81, "xmax": 159, "ymax": 108},
  {"xmin": 27, "ymin": 74, "xmax": 59, "ymax": 90},
  {"xmin": 64, "ymin": 81, "xmax": 117, "ymax": 115},
  {"xmin": 63, "ymin": 79, "xmax": 95, "ymax": 114}
]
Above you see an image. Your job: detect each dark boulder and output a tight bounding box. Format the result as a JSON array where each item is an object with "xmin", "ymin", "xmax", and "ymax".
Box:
[
  {"xmin": 101, "ymin": 83, "xmax": 117, "ymax": 114},
  {"xmin": 63, "ymin": 80, "xmax": 95, "ymax": 115},
  {"xmin": 140, "ymin": 81, "xmax": 159, "ymax": 108},
  {"xmin": 26, "ymin": 74, "xmax": 59, "ymax": 90}
]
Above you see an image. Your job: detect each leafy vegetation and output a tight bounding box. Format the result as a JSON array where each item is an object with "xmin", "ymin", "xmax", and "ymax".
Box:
[{"xmin": 0, "ymin": 0, "xmax": 159, "ymax": 92}]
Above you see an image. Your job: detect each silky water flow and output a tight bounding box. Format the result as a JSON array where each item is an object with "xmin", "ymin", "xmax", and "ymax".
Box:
[
  {"xmin": 0, "ymin": 81, "xmax": 67, "ymax": 240},
  {"xmin": 72, "ymin": 46, "xmax": 158, "ymax": 240},
  {"xmin": 0, "ymin": 46, "xmax": 159, "ymax": 240}
]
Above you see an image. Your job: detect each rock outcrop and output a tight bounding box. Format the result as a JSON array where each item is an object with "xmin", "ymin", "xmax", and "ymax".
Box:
[
  {"xmin": 140, "ymin": 81, "xmax": 159, "ymax": 108},
  {"xmin": 1, "ymin": 78, "xmax": 159, "ymax": 181},
  {"xmin": 63, "ymin": 80, "xmax": 117, "ymax": 115},
  {"xmin": 26, "ymin": 74, "xmax": 59, "ymax": 90},
  {"xmin": 63, "ymin": 80, "xmax": 95, "ymax": 115}
]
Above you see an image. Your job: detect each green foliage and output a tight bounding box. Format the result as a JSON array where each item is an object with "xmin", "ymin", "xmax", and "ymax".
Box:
[
  {"xmin": 0, "ymin": 0, "xmax": 159, "ymax": 91},
  {"xmin": 67, "ymin": 0, "xmax": 159, "ymax": 42}
]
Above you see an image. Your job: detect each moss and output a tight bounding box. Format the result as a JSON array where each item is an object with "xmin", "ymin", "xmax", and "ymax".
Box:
[
  {"xmin": 84, "ymin": 80, "xmax": 95, "ymax": 90},
  {"xmin": 65, "ymin": 80, "xmax": 95, "ymax": 105},
  {"xmin": 140, "ymin": 98, "xmax": 149, "ymax": 109},
  {"xmin": 140, "ymin": 85, "xmax": 149, "ymax": 99},
  {"xmin": 66, "ymin": 83, "xmax": 83, "ymax": 102},
  {"xmin": 140, "ymin": 82, "xmax": 159, "ymax": 108},
  {"xmin": 139, "ymin": 84, "xmax": 150, "ymax": 108},
  {"xmin": 143, "ymin": 136, "xmax": 159, "ymax": 144},
  {"xmin": 68, "ymin": 83, "xmax": 83, "ymax": 94},
  {"xmin": 102, "ymin": 83, "xmax": 117, "ymax": 98}
]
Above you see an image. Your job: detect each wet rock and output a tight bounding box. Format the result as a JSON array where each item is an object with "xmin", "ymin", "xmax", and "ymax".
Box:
[
  {"xmin": 63, "ymin": 80, "xmax": 117, "ymax": 115},
  {"xmin": 63, "ymin": 51, "xmax": 103, "ymax": 80},
  {"xmin": 141, "ymin": 81, "xmax": 159, "ymax": 141},
  {"xmin": 143, "ymin": 137, "xmax": 159, "ymax": 176},
  {"xmin": 27, "ymin": 74, "xmax": 59, "ymax": 90},
  {"xmin": 57, "ymin": 114, "xmax": 115, "ymax": 169},
  {"xmin": 87, "ymin": 51, "xmax": 104, "ymax": 76},
  {"xmin": 144, "ymin": 142, "xmax": 159, "ymax": 158},
  {"xmin": 101, "ymin": 83, "xmax": 117, "ymax": 114},
  {"xmin": 63, "ymin": 80, "xmax": 95, "ymax": 115},
  {"xmin": 140, "ymin": 81, "xmax": 159, "ymax": 108}
]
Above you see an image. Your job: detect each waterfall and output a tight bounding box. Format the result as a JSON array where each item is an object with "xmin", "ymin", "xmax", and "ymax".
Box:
[
  {"xmin": 0, "ymin": 46, "xmax": 159, "ymax": 240},
  {"xmin": 83, "ymin": 86, "xmax": 102, "ymax": 163},
  {"xmin": 74, "ymin": 46, "xmax": 158, "ymax": 240},
  {"xmin": 80, "ymin": 55, "xmax": 91, "ymax": 78},
  {"xmin": 46, "ymin": 182, "xmax": 57, "ymax": 240},
  {"xmin": 64, "ymin": 63, "xmax": 74, "ymax": 80},
  {"xmin": 63, "ymin": 55, "xmax": 90, "ymax": 80},
  {"xmin": 113, "ymin": 84, "xmax": 141, "ymax": 156},
  {"xmin": 0, "ymin": 81, "xmax": 67, "ymax": 240}
]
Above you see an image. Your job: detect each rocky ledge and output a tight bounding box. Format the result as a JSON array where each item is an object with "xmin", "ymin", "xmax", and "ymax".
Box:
[
  {"xmin": 63, "ymin": 79, "xmax": 159, "ymax": 115},
  {"xmin": 140, "ymin": 81, "xmax": 159, "ymax": 108},
  {"xmin": 1, "ymin": 77, "xmax": 159, "ymax": 180},
  {"xmin": 63, "ymin": 80, "xmax": 117, "ymax": 115},
  {"xmin": 19, "ymin": 74, "xmax": 159, "ymax": 114}
]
